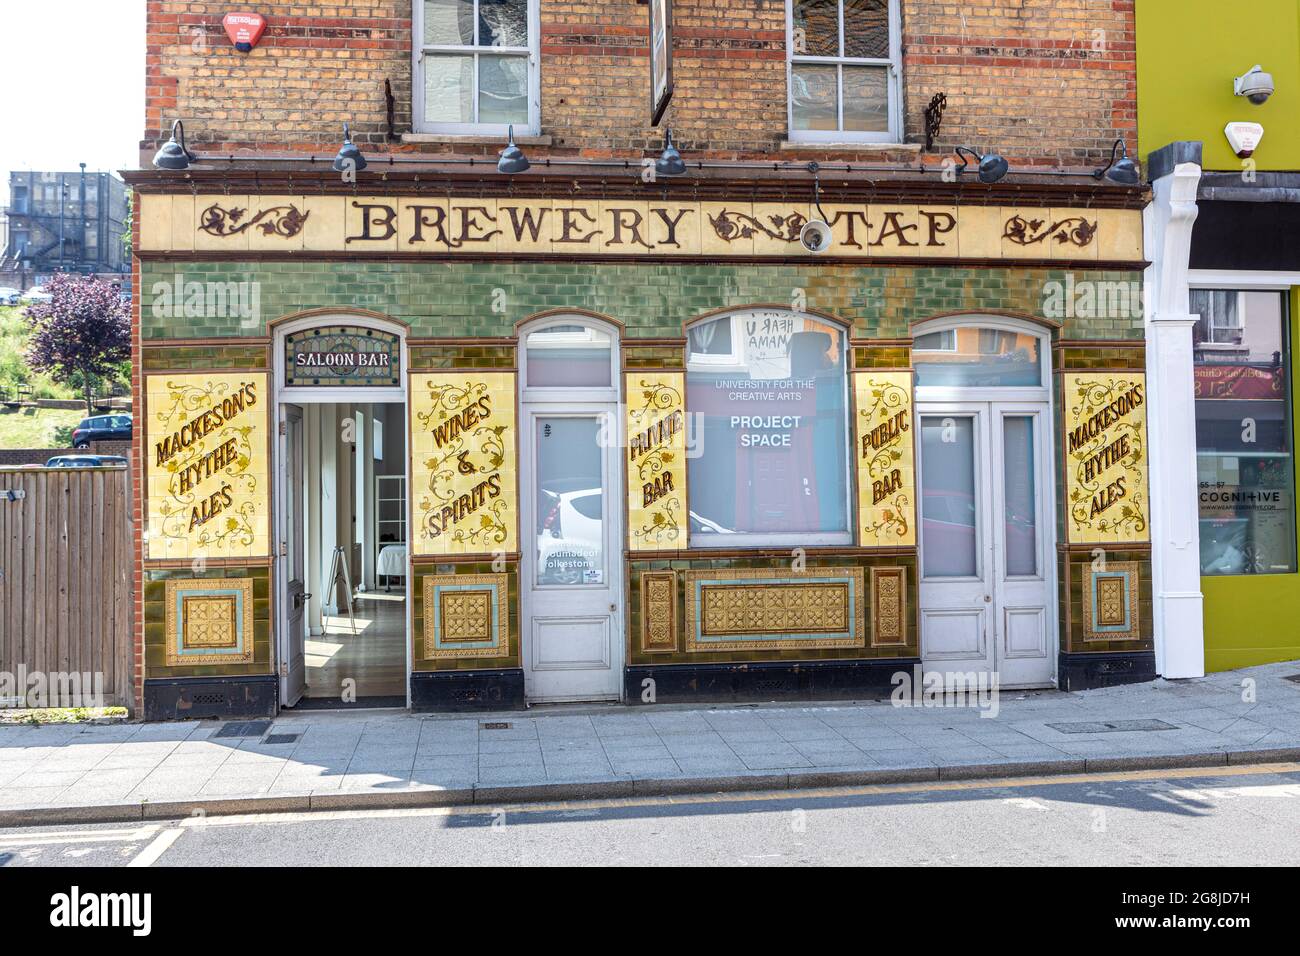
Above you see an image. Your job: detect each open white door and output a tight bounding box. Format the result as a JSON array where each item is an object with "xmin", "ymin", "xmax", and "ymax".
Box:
[{"xmin": 278, "ymin": 402, "xmax": 307, "ymax": 706}]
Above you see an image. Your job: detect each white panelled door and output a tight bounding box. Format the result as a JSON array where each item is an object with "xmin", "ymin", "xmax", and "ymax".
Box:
[{"xmin": 917, "ymin": 401, "xmax": 1055, "ymax": 687}]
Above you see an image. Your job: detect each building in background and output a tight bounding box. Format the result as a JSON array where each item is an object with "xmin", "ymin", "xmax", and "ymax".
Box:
[
  {"xmin": 1137, "ymin": 0, "xmax": 1300, "ymax": 673},
  {"xmin": 0, "ymin": 169, "xmax": 131, "ymax": 290},
  {"xmin": 129, "ymin": 0, "xmax": 1157, "ymax": 720}
]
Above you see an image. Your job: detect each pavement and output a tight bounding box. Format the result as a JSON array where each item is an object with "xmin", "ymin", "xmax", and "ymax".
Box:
[{"xmin": 1, "ymin": 661, "xmax": 1299, "ymax": 826}]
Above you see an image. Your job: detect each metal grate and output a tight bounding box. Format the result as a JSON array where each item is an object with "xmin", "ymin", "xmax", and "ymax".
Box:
[
  {"xmin": 481, "ymin": 721, "xmax": 512, "ymax": 730},
  {"xmin": 263, "ymin": 733, "xmax": 300, "ymax": 745},
  {"xmin": 213, "ymin": 720, "xmax": 273, "ymax": 738},
  {"xmin": 1284, "ymin": 674, "xmax": 1300, "ymax": 685},
  {"xmin": 1047, "ymin": 719, "xmax": 1179, "ymax": 735}
]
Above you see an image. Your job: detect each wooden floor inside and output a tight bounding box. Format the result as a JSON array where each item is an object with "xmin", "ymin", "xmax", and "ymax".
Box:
[{"xmin": 305, "ymin": 590, "xmax": 407, "ymax": 700}]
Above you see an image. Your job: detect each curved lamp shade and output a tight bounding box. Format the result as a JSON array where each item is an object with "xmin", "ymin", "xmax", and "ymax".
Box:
[
  {"xmin": 497, "ymin": 126, "xmax": 530, "ymax": 174},
  {"xmin": 333, "ymin": 123, "xmax": 368, "ymax": 173},
  {"xmin": 955, "ymin": 145, "xmax": 1009, "ymax": 184},
  {"xmin": 655, "ymin": 129, "xmax": 686, "ymax": 177},
  {"xmin": 152, "ymin": 120, "xmax": 197, "ymax": 170},
  {"xmin": 1096, "ymin": 139, "xmax": 1140, "ymax": 185}
]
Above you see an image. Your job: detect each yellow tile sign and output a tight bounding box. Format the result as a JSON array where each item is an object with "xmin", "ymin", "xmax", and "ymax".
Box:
[
  {"xmin": 854, "ymin": 372, "xmax": 917, "ymax": 547},
  {"xmin": 626, "ymin": 372, "xmax": 687, "ymax": 550},
  {"xmin": 1063, "ymin": 372, "xmax": 1150, "ymax": 544},
  {"xmin": 410, "ymin": 372, "xmax": 517, "ymax": 556},
  {"xmin": 144, "ymin": 372, "xmax": 270, "ymax": 561},
  {"xmin": 137, "ymin": 193, "xmax": 1144, "ymax": 262}
]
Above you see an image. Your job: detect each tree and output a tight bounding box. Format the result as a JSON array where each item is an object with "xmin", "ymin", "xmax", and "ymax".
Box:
[{"xmin": 24, "ymin": 272, "xmax": 130, "ymax": 414}]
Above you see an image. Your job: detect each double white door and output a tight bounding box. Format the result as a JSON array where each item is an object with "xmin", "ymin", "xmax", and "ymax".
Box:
[{"xmin": 917, "ymin": 402, "xmax": 1055, "ymax": 687}]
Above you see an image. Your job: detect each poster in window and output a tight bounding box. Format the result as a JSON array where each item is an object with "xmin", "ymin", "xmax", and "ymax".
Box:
[{"xmin": 649, "ymin": 0, "xmax": 673, "ymax": 125}]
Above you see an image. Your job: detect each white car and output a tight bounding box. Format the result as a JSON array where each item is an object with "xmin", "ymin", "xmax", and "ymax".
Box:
[
  {"xmin": 21, "ymin": 286, "xmax": 52, "ymax": 303},
  {"xmin": 0, "ymin": 287, "xmax": 22, "ymax": 306},
  {"xmin": 537, "ymin": 486, "xmax": 605, "ymax": 585}
]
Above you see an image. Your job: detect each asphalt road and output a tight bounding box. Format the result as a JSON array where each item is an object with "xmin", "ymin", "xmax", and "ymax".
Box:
[{"xmin": 2, "ymin": 763, "xmax": 1298, "ymax": 867}]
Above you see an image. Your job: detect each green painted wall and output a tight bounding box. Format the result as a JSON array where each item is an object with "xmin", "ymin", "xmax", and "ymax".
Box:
[
  {"xmin": 139, "ymin": 260, "xmax": 1144, "ymax": 341},
  {"xmin": 1200, "ymin": 288, "xmax": 1300, "ymax": 672},
  {"xmin": 1137, "ymin": 0, "xmax": 1300, "ymax": 170}
]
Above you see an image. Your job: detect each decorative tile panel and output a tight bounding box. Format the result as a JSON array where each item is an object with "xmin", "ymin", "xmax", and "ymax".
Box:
[
  {"xmin": 164, "ymin": 577, "xmax": 255, "ymax": 666},
  {"xmin": 640, "ymin": 570, "xmax": 678, "ymax": 653},
  {"xmin": 870, "ymin": 566, "xmax": 908, "ymax": 646},
  {"xmin": 410, "ymin": 373, "xmax": 517, "ymax": 556},
  {"xmin": 626, "ymin": 372, "xmax": 687, "ymax": 551},
  {"xmin": 684, "ymin": 568, "xmax": 865, "ymax": 652},
  {"xmin": 145, "ymin": 373, "xmax": 270, "ymax": 561},
  {"xmin": 854, "ymin": 371, "xmax": 917, "ymax": 547},
  {"xmin": 1082, "ymin": 561, "xmax": 1142, "ymax": 642},
  {"xmin": 1063, "ymin": 373, "xmax": 1150, "ymax": 544},
  {"xmin": 422, "ymin": 573, "xmax": 510, "ymax": 660}
]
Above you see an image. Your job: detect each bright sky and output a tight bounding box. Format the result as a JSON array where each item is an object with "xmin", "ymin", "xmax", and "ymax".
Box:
[{"xmin": 0, "ymin": 0, "xmax": 145, "ymax": 202}]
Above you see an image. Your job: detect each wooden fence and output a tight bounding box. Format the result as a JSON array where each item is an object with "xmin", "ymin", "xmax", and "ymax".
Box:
[{"xmin": 0, "ymin": 467, "xmax": 134, "ymax": 711}]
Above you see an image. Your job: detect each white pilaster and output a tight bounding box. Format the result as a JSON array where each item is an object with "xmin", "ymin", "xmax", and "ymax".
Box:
[{"xmin": 1144, "ymin": 162, "xmax": 1206, "ymax": 679}]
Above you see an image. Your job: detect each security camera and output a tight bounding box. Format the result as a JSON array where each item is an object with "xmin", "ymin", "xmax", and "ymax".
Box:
[
  {"xmin": 799, "ymin": 219, "xmax": 833, "ymax": 253},
  {"xmin": 1234, "ymin": 65, "xmax": 1274, "ymax": 105}
]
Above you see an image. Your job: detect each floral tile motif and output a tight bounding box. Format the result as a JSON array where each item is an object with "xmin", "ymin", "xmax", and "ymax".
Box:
[{"xmin": 165, "ymin": 577, "xmax": 255, "ymax": 666}]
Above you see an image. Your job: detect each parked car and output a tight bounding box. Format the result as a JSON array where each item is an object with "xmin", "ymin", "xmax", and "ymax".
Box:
[
  {"xmin": 45, "ymin": 454, "xmax": 128, "ymax": 468},
  {"xmin": 537, "ymin": 484, "xmax": 605, "ymax": 585},
  {"xmin": 71, "ymin": 413, "xmax": 133, "ymax": 448},
  {"xmin": 21, "ymin": 286, "xmax": 52, "ymax": 303},
  {"xmin": 0, "ymin": 286, "xmax": 22, "ymax": 305}
]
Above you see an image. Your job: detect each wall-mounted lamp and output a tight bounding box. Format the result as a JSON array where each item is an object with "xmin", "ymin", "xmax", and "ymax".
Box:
[
  {"xmin": 497, "ymin": 126, "xmax": 530, "ymax": 174},
  {"xmin": 1094, "ymin": 139, "xmax": 1140, "ymax": 185},
  {"xmin": 332, "ymin": 123, "xmax": 367, "ymax": 173},
  {"xmin": 955, "ymin": 146, "xmax": 1009, "ymax": 184},
  {"xmin": 655, "ymin": 128, "xmax": 686, "ymax": 177},
  {"xmin": 152, "ymin": 120, "xmax": 197, "ymax": 170},
  {"xmin": 1234, "ymin": 65, "xmax": 1275, "ymax": 105}
]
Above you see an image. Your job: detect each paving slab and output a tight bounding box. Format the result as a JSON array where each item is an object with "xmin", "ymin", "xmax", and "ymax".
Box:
[{"xmin": 1, "ymin": 660, "xmax": 1299, "ymax": 824}]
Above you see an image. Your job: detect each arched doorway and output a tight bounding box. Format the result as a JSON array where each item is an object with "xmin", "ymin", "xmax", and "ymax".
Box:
[
  {"xmin": 913, "ymin": 316, "xmax": 1058, "ymax": 688},
  {"xmin": 272, "ymin": 313, "xmax": 410, "ymax": 708},
  {"xmin": 518, "ymin": 314, "xmax": 624, "ymax": 702}
]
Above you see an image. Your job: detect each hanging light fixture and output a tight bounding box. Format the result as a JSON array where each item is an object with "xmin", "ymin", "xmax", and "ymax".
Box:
[
  {"xmin": 152, "ymin": 120, "xmax": 197, "ymax": 170},
  {"xmin": 497, "ymin": 126, "xmax": 530, "ymax": 174},
  {"xmin": 1094, "ymin": 138, "xmax": 1140, "ymax": 185},
  {"xmin": 332, "ymin": 123, "xmax": 368, "ymax": 173},
  {"xmin": 655, "ymin": 128, "xmax": 686, "ymax": 177},
  {"xmin": 955, "ymin": 145, "xmax": 1009, "ymax": 184}
]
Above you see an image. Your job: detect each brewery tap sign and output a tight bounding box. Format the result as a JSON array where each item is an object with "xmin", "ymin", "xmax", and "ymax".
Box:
[
  {"xmin": 284, "ymin": 326, "xmax": 401, "ymax": 387},
  {"xmin": 223, "ymin": 12, "xmax": 267, "ymax": 52},
  {"xmin": 1063, "ymin": 372, "xmax": 1151, "ymax": 544},
  {"xmin": 144, "ymin": 372, "xmax": 271, "ymax": 560}
]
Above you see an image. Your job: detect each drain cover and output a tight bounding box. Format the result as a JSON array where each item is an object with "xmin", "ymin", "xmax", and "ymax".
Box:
[
  {"xmin": 213, "ymin": 720, "xmax": 273, "ymax": 738},
  {"xmin": 263, "ymin": 733, "xmax": 300, "ymax": 745},
  {"xmin": 481, "ymin": 721, "xmax": 512, "ymax": 730},
  {"xmin": 1047, "ymin": 719, "xmax": 1179, "ymax": 734},
  {"xmin": 1284, "ymin": 674, "xmax": 1300, "ymax": 685}
]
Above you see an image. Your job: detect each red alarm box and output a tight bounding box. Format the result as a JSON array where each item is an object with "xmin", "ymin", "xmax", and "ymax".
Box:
[{"xmin": 222, "ymin": 12, "xmax": 267, "ymax": 52}]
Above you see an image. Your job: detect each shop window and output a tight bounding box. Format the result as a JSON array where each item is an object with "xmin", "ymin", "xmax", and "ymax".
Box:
[
  {"xmin": 914, "ymin": 327, "xmax": 1044, "ymax": 388},
  {"xmin": 786, "ymin": 0, "xmax": 901, "ymax": 143},
  {"xmin": 414, "ymin": 0, "xmax": 537, "ymax": 134},
  {"xmin": 686, "ymin": 309, "xmax": 851, "ymax": 546},
  {"xmin": 1192, "ymin": 289, "xmax": 1297, "ymax": 575}
]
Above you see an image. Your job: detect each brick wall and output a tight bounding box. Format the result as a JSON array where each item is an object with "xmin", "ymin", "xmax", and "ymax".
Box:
[{"xmin": 143, "ymin": 0, "xmax": 1135, "ymax": 167}]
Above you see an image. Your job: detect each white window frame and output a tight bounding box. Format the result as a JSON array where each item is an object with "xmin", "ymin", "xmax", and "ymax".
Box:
[
  {"xmin": 685, "ymin": 308, "xmax": 854, "ymax": 549},
  {"xmin": 785, "ymin": 0, "xmax": 903, "ymax": 144},
  {"xmin": 520, "ymin": 316, "xmax": 621, "ymax": 403},
  {"xmin": 412, "ymin": 0, "xmax": 541, "ymax": 136},
  {"xmin": 912, "ymin": 316, "xmax": 1053, "ymax": 406}
]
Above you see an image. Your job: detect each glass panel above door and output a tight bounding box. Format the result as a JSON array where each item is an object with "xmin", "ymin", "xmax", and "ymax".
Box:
[
  {"xmin": 921, "ymin": 415, "xmax": 978, "ymax": 577},
  {"xmin": 535, "ymin": 416, "xmax": 605, "ymax": 586},
  {"xmin": 525, "ymin": 325, "xmax": 613, "ymax": 387},
  {"xmin": 914, "ymin": 327, "xmax": 1043, "ymax": 387}
]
